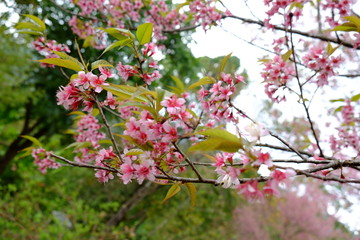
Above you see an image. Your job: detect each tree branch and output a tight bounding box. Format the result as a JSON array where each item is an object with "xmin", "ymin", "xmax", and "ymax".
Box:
[
  {"xmin": 227, "ymin": 15, "xmax": 359, "ymax": 49},
  {"xmin": 173, "ymin": 142, "xmax": 204, "ymax": 181},
  {"xmin": 94, "ymin": 95, "xmax": 123, "ymax": 162}
]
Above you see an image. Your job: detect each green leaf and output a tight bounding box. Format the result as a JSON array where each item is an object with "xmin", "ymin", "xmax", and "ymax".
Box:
[
  {"xmin": 162, "ymin": 183, "xmax": 181, "ymax": 204},
  {"xmin": 326, "ymin": 42, "xmax": 339, "ymax": 56},
  {"xmin": 155, "ymin": 88, "xmax": 165, "ymax": 113},
  {"xmin": 68, "ymin": 111, "xmax": 86, "ymax": 116},
  {"xmin": 330, "ymin": 98, "xmax": 345, "ymax": 102},
  {"xmin": 344, "ymin": 16, "xmax": 360, "ymax": 28},
  {"xmin": 187, "ymin": 76, "xmax": 216, "ymax": 90},
  {"xmin": 91, "ymin": 60, "xmax": 114, "ymax": 70},
  {"xmin": 82, "ymin": 36, "xmax": 94, "ymax": 48},
  {"xmin": 136, "ymin": 23, "xmax": 153, "ymax": 45},
  {"xmin": 98, "ymin": 139, "xmax": 113, "ymax": 145},
  {"xmin": 22, "ymin": 14, "xmax": 46, "ymax": 31},
  {"xmin": 21, "ymin": 135, "xmax": 42, "ymax": 147},
  {"xmin": 17, "ymin": 30, "xmax": 43, "ymax": 36},
  {"xmin": 170, "ymin": 75, "xmax": 185, "ymax": 92},
  {"xmin": 184, "ymin": 183, "xmax": 196, "ymax": 207},
  {"xmin": 281, "ymin": 49, "xmax": 293, "ymax": 62},
  {"xmin": 15, "ymin": 22, "xmax": 43, "ymax": 32},
  {"xmin": 120, "ymin": 101, "xmax": 156, "ymax": 115},
  {"xmin": 52, "ymin": 51, "xmax": 84, "ymax": 68},
  {"xmin": 334, "ymin": 106, "xmax": 344, "ymax": 113},
  {"xmin": 330, "ymin": 24, "xmax": 357, "ymax": 32},
  {"xmin": 101, "ymin": 39, "xmax": 132, "ymax": 55},
  {"xmin": 175, "ymin": 2, "xmax": 189, "ymax": 12},
  {"xmin": 100, "ymin": 27, "xmax": 134, "ymax": 40},
  {"xmin": 350, "ymin": 93, "xmax": 360, "ymax": 102},
  {"xmin": 189, "ymin": 128, "xmax": 243, "ymax": 153},
  {"xmin": 36, "ymin": 58, "xmax": 84, "ymax": 71},
  {"xmin": 196, "ymin": 128, "xmax": 240, "ymax": 143},
  {"xmin": 188, "ymin": 138, "xmax": 242, "ymax": 153},
  {"xmin": 65, "ymin": 141, "xmax": 92, "ymax": 150},
  {"xmin": 218, "ymin": 52, "xmax": 232, "ymax": 77},
  {"xmin": 289, "ymin": 2, "xmax": 303, "ymax": 10},
  {"xmin": 103, "ymin": 83, "xmax": 150, "ymax": 103},
  {"xmin": 18, "ymin": 147, "xmax": 34, "ymax": 158},
  {"xmin": 125, "ymin": 149, "xmax": 145, "ymax": 156}
]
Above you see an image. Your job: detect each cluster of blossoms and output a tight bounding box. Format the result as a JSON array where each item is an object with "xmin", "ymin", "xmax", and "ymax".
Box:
[
  {"xmin": 322, "ymin": 0, "xmax": 355, "ymax": 27},
  {"xmin": 75, "ymin": 114, "xmax": 105, "ymax": 148},
  {"xmin": 353, "ymin": 33, "xmax": 360, "ymax": 49},
  {"xmin": 32, "ymin": 148, "xmax": 60, "ymax": 174},
  {"xmin": 117, "ymin": 43, "xmax": 161, "ymax": 85},
  {"xmin": 68, "ymin": 17, "xmax": 107, "ymax": 49},
  {"xmin": 302, "ymin": 46, "xmax": 343, "ymax": 87},
  {"xmin": 213, "ymin": 151, "xmax": 295, "ymax": 199},
  {"xmin": 263, "ymin": 0, "xmax": 308, "ymax": 28},
  {"xmin": 71, "ymin": 0, "xmax": 105, "ymax": 16},
  {"xmin": 330, "ymin": 100, "xmax": 360, "ymax": 157},
  {"xmin": 32, "ymin": 37, "xmax": 71, "ymax": 67},
  {"xmin": 263, "ymin": 0, "xmax": 356, "ymax": 29},
  {"xmin": 198, "ymin": 73, "xmax": 244, "ymax": 121},
  {"xmin": 94, "ymin": 147, "xmax": 117, "ymax": 183},
  {"xmin": 261, "ymin": 55, "xmax": 294, "ymax": 102},
  {"xmin": 145, "ymin": 1, "xmax": 187, "ymax": 40},
  {"xmin": 119, "ymin": 151, "xmax": 157, "ymax": 184},
  {"xmin": 68, "ymin": 0, "xmax": 227, "ymax": 46},
  {"xmin": 188, "ymin": 0, "xmax": 225, "ymax": 30},
  {"xmin": 235, "ymin": 169, "xmax": 295, "ymax": 200},
  {"xmin": 90, "ymin": 94, "xmax": 192, "ymax": 183},
  {"xmin": 56, "ymin": 67, "xmax": 112, "ymax": 111}
]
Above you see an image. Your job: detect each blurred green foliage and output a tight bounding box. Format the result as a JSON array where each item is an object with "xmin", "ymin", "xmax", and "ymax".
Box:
[{"xmin": 0, "ymin": 156, "xmax": 239, "ymax": 239}]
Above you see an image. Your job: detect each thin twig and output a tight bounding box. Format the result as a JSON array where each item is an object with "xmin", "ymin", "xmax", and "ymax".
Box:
[
  {"xmin": 227, "ymin": 15, "xmax": 359, "ymax": 50},
  {"xmin": 51, "ymin": 153, "xmax": 116, "ymax": 172},
  {"xmin": 289, "ymin": 17, "xmax": 324, "ymax": 157},
  {"xmin": 255, "ymin": 143, "xmax": 313, "ymax": 157},
  {"xmin": 230, "ymin": 102, "xmax": 308, "ymax": 161},
  {"xmin": 173, "ymin": 142, "xmax": 204, "ymax": 181},
  {"xmin": 94, "ymin": 95, "xmax": 123, "ymax": 162}
]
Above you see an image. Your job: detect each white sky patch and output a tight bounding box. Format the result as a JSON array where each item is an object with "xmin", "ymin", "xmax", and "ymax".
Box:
[{"xmin": 189, "ymin": 0, "xmax": 360, "ymax": 232}]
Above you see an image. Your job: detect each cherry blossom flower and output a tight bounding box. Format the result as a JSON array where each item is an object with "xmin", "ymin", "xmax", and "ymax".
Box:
[
  {"xmin": 161, "ymin": 95, "xmax": 186, "ymax": 115},
  {"xmin": 244, "ymin": 123, "xmax": 269, "ymax": 142},
  {"xmin": 237, "ymin": 181, "xmax": 263, "ymax": 200},
  {"xmin": 32, "ymin": 148, "xmax": 60, "ymax": 174},
  {"xmin": 117, "ymin": 62, "xmax": 138, "ymax": 81},
  {"xmin": 215, "ymin": 167, "xmax": 241, "ymax": 188},
  {"xmin": 133, "ymin": 159, "xmax": 156, "ymax": 184}
]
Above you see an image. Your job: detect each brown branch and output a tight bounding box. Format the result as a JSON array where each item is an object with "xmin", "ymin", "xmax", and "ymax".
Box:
[
  {"xmin": 51, "ymin": 153, "xmax": 118, "ymax": 172},
  {"xmin": 52, "ymin": 153, "xmax": 360, "ymax": 185},
  {"xmin": 173, "ymin": 142, "xmax": 204, "ymax": 181},
  {"xmin": 227, "ymin": 15, "xmax": 359, "ymax": 49},
  {"xmin": 230, "ymin": 101, "xmax": 309, "ymax": 161},
  {"xmin": 288, "ymin": 18, "xmax": 324, "ymax": 157},
  {"xmin": 94, "ymin": 95, "xmax": 123, "ymax": 162},
  {"xmin": 295, "ymin": 169, "xmax": 360, "ymax": 184},
  {"xmin": 268, "ymin": 132, "xmax": 309, "ymax": 161},
  {"xmin": 255, "ymin": 143, "xmax": 313, "ymax": 157}
]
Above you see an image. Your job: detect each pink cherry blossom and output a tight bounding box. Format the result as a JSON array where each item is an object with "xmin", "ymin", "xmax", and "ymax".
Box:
[
  {"xmin": 133, "ymin": 159, "xmax": 156, "ymax": 184},
  {"xmin": 215, "ymin": 166, "xmax": 241, "ymax": 188},
  {"xmin": 237, "ymin": 181, "xmax": 263, "ymax": 200},
  {"xmin": 161, "ymin": 95, "xmax": 186, "ymax": 115},
  {"xmin": 117, "ymin": 62, "xmax": 138, "ymax": 81},
  {"xmin": 32, "ymin": 148, "xmax": 60, "ymax": 174}
]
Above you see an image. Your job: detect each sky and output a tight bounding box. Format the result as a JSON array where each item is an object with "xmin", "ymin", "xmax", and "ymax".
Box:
[{"xmin": 188, "ymin": 0, "xmax": 360, "ymax": 232}]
